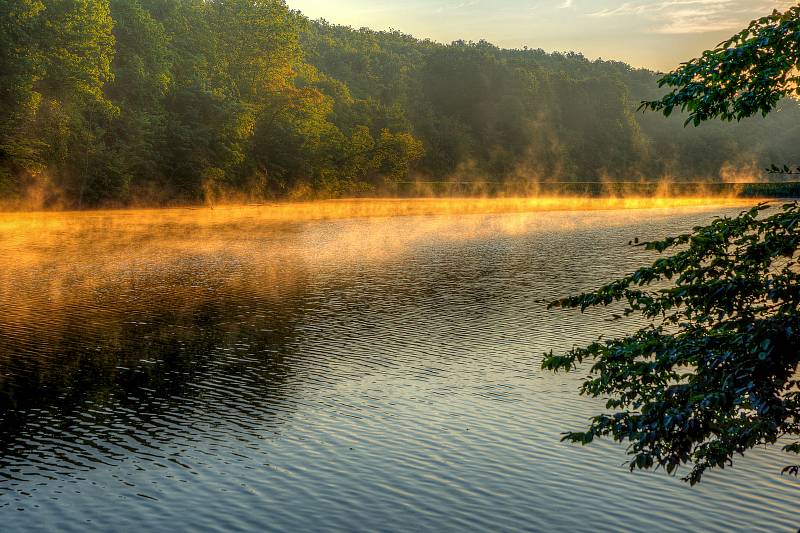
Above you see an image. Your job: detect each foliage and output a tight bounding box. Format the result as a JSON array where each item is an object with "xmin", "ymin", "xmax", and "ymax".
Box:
[
  {"xmin": 544, "ymin": 4, "xmax": 800, "ymax": 483},
  {"xmin": 642, "ymin": 6, "xmax": 800, "ymax": 126},
  {"xmin": 0, "ymin": 0, "xmax": 46, "ymax": 189},
  {"xmin": 304, "ymin": 23, "xmax": 800, "ymax": 186},
  {"xmin": 0, "ymin": 0, "xmax": 426, "ymax": 205},
  {"xmin": 544, "ymin": 203, "xmax": 800, "ymax": 483},
  {"xmin": 1, "ymin": 2, "xmax": 800, "ymax": 206}
]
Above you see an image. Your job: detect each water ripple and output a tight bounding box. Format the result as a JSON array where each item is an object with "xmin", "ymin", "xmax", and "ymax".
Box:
[{"xmin": 0, "ymin": 206, "xmax": 797, "ymax": 531}]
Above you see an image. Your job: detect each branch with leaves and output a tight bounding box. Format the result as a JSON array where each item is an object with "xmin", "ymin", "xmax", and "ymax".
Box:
[
  {"xmin": 547, "ymin": 5, "xmax": 800, "ymax": 484},
  {"xmin": 640, "ymin": 6, "xmax": 800, "ymax": 126},
  {"xmin": 544, "ymin": 203, "xmax": 800, "ymax": 484}
]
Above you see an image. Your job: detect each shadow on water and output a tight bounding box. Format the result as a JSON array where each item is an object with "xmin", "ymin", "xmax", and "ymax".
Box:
[{"xmin": 0, "ymin": 264, "xmax": 312, "ymax": 487}]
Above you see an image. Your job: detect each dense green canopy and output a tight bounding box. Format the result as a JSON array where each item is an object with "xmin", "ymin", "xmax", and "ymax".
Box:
[{"xmin": 1, "ymin": 1, "xmax": 799, "ymax": 207}]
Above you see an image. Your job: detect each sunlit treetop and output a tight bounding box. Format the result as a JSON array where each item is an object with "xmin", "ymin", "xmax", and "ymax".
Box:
[{"xmin": 642, "ymin": 5, "xmax": 800, "ymax": 126}]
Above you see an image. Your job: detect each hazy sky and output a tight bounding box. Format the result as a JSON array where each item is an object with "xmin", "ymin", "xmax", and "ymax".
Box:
[{"xmin": 288, "ymin": 1, "xmax": 794, "ymax": 71}]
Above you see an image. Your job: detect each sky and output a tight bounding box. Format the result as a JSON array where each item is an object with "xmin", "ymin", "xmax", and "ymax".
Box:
[{"xmin": 287, "ymin": 1, "xmax": 795, "ymax": 71}]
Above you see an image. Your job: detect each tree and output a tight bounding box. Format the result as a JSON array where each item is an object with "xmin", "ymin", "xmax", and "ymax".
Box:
[
  {"xmin": 1, "ymin": 2, "xmax": 799, "ymax": 206},
  {"xmin": 0, "ymin": 0, "xmax": 46, "ymax": 193},
  {"xmin": 104, "ymin": 0, "xmax": 172, "ymax": 202},
  {"xmin": 543, "ymin": 5, "xmax": 800, "ymax": 484},
  {"xmin": 641, "ymin": 6, "xmax": 800, "ymax": 126},
  {"xmin": 0, "ymin": 0, "xmax": 116, "ymax": 204}
]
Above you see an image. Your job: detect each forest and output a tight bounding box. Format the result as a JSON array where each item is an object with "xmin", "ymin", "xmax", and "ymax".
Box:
[{"xmin": 2, "ymin": 0, "xmax": 800, "ymax": 208}]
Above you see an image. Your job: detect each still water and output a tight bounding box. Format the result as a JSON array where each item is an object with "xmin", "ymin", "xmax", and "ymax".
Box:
[{"xmin": 0, "ymin": 202, "xmax": 797, "ymax": 532}]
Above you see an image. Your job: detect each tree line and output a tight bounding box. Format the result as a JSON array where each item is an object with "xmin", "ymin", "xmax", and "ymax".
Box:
[{"xmin": 2, "ymin": 0, "xmax": 799, "ymax": 208}]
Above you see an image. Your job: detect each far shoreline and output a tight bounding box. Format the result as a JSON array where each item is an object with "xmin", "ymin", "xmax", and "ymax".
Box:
[{"xmin": 0, "ymin": 196, "xmax": 769, "ymax": 224}]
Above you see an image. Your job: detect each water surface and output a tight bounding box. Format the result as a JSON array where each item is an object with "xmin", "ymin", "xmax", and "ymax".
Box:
[{"xmin": 0, "ymin": 203, "xmax": 797, "ymax": 531}]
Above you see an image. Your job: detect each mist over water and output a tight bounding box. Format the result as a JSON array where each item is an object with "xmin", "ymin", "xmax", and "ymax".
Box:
[{"xmin": 0, "ymin": 201, "xmax": 797, "ymax": 531}]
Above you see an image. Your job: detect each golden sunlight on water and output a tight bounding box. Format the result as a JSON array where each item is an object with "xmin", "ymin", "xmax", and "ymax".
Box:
[
  {"xmin": 0, "ymin": 197, "xmax": 756, "ymax": 300},
  {"xmin": 0, "ymin": 197, "xmax": 762, "ymax": 334},
  {"xmin": 0, "ymin": 194, "xmax": 759, "ymax": 226},
  {"xmin": 0, "ymin": 196, "xmax": 758, "ymax": 256},
  {"xmin": 1, "ymin": 198, "xmax": 796, "ymax": 532}
]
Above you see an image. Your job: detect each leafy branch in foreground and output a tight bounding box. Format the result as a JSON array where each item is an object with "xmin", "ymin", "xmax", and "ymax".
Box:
[
  {"xmin": 543, "ymin": 202, "xmax": 800, "ymax": 484},
  {"xmin": 640, "ymin": 6, "xmax": 800, "ymax": 126}
]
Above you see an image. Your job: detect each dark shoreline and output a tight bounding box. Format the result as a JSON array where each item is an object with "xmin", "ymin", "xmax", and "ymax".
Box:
[{"xmin": 387, "ymin": 180, "xmax": 800, "ymax": 198}]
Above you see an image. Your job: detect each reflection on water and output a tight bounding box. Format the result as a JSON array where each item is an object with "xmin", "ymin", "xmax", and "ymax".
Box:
[{"xmin": 0, "ymin": 202, "xmax": 797, "ymax": 532}]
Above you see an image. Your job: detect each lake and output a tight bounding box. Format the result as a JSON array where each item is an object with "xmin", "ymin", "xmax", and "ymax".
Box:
[{"xmin": 0, "ymin": 200, "xmax": 797, "ymax": 532}]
